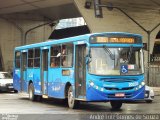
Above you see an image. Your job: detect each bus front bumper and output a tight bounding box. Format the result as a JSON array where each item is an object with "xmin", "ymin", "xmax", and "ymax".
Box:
[{"xmin": 86, "ymin": 86, "xmax": 145, "ymax": 102}]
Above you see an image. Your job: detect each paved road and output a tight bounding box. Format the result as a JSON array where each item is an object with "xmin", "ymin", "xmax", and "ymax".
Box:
[{"xmin": 0, "ymin": 92, "xmax": 160, "ymax": 119}]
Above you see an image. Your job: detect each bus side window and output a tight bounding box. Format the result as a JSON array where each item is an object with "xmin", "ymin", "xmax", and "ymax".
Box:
[
  {"xmin": 50, "ymin": 46, "xmax": 61, "ymax": 68},
  {"xmin": 34, "ymin": 48, "xmax": 40, "ymax": 68},
  {"xmin": 28, "ymin": 49, "xmax": 34, "ymax": 68},
  {"xmin": 15, "ymin": 51, "xmax": 21, "ymax": 68},
  {"xmin": 61, "ymin": 44, "xmax": 73, "ymax": 67}
]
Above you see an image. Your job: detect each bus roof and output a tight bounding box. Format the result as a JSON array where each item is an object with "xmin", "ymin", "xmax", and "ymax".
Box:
[{"xmin": 15, "ymin": 32, "xmax": 142, "ymax": 51}]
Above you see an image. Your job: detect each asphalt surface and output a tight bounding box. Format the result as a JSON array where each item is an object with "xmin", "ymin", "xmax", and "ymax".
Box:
[{"xmin": 0, "ymin": 91, "xmax": 160, "ymax": 120}]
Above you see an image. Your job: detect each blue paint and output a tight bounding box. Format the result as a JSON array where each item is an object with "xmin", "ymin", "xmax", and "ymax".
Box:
[
  {"xmin": 23, "ymin": 71, "xmax": 27, "ymax": 92},
  {"xmin": 13, "ymin": 69, "xmax": 21, "ymax": 91},
  {"xmin": 86, "ymin": 86, "xmax": 145, "ymax": 101},
  {"xmin": 86, "ymin": 74, "xmax": 144, "ymax": 101}
]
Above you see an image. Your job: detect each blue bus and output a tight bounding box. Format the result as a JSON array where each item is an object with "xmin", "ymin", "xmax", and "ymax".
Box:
[{"xmin": 13, "ymin": 32, "xmax": 145, "ymax": 109}]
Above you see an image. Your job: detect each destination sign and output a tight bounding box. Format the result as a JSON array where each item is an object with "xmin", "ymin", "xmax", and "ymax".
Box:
[{"xmin": 92, "ymin": 37, "xmax": 135, "ymax": 44}]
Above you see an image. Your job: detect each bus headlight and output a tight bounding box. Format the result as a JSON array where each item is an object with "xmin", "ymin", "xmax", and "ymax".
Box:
[
  {"xmin": 100, "ymin": 88, "xmax": 104, "ymax": 91},
  {"xmin": 89, "ymin": 80, "xmax": 104, "ymax": 92},
  {"xmin": 135, "ymin": 87, "xmax": 138, "ymax": 90},
  {"xmin": 135, "ymin": 81, "xmax": 145, "ymax": 90},
  {"xmin": 141, "ymin": 82, "xmax": 145, "ymax": 86},
  {"xmin": 139, "ymin": 85, "xmax": 142, "ymax": 89},
  {"xmin": 89, "ymin": 81, "xmax": 94, "ymax": 86}
]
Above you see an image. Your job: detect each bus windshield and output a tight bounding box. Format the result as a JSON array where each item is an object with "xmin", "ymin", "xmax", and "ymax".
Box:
[{"xmin": 88, "ymin": 47, "xmax": 144, "ymax": 75}]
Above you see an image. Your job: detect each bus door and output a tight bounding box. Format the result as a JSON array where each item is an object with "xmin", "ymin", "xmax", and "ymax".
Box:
[
  {"xmin": 41, "ymin": 48, "xmax": 49, "ymax": 95},
  {"xmin": 20, "ymin": 51, "xmax": 27, "ymax": 91},
  {"xmin": 75, "ymin": 44, "xmax": 86, "ymax": 98}
]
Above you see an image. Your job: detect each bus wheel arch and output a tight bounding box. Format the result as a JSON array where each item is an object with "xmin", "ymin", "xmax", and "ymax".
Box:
[
  {"xmin": 28, "ymin": 80, "xmax": 33, "ymax": 93},
  {"xmin": 28, "ymin": 80, "xmax": 33, "ymax": 86},
  {"xmin": 65, "ymin": 82, "xmax": 71, "ymax": 98}
]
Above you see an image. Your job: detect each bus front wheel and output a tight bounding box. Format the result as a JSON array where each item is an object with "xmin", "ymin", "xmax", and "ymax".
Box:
[
  {"xmin": 29, "ymin": 83, "xmax": 36, "ymax": 101},
  {"xmin": 67, "ymin": 86, "xmax": 79, "ymax": 109},
  {"xmin": 110, "ymin": 101, "xmax": 122, "ymax": 110}
]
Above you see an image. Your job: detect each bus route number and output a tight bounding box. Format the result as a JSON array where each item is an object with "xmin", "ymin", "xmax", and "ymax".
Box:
[{"xmin": 129, "ymin": 82, "xmax": 138, "ymax": 87}]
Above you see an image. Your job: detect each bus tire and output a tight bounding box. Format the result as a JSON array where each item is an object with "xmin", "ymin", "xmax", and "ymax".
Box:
[
  {"xmin": 36, "ymin": 95, "xmax": 42, "ymax": 102},
  {"xmin": 14, "ymin": 90, "xmax": 18, "ymax": 93},
  {"xmin": 146, "ymin": 100, "xmax": 152, "ymax": 103},
  {"xmin": 67, "ymin": 86, "xmax": 79, "ymax": 109},
  {"xmin": 28, "ymin": 83, "xmax": 36, "ymax": 101},
  {"xmin": 110, "ymin": 101, "xmax": 122, "ymax": 110}
]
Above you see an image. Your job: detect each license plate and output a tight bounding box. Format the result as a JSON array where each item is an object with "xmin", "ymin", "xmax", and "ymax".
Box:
[
  {"xmin": 115, "ymin": 93, "xmax": 125, "ymax": 97},
  {"xmin": 8, "ymin": 86, "xmax": 13, "ymax": 88}
]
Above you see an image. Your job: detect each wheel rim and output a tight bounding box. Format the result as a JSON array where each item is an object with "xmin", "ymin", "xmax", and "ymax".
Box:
[
  {"xmin": 29, "ymin": 87, "xmax": 33, "ymax": 99},
  {"xmin": 68, "ymin": 89, "xmax": 74, "ymax": 105}
]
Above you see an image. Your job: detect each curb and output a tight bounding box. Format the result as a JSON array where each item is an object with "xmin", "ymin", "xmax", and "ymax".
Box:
[{"xmin": 152, "ymin": 87, "xmax": 160, "ymax": 96}]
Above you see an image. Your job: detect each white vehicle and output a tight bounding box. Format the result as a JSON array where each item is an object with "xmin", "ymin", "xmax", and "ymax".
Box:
[
  {"xmin": 0, "ymin": 72, "xmax": 17, "ymax": 92},
  {"xmin": 145, "ymin": 85, "xmax": 154, "ymax": 103}
]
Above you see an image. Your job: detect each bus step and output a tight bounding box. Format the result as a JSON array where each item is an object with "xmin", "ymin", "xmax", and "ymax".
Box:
[
  {"xmin": 42, "ymin": 95, "xmax": 48, "ymax": 99},
  {"xmin": 74, "ymin": 98, "xmax": 86, "ymax": 101}
]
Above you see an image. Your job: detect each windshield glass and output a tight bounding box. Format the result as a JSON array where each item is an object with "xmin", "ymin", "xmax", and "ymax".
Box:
[
  {"xmin": 0, "ymin": 73, "xmax": 12, "ymax": 79},
  {"xmin": 88, "ymin": 47, "xmax": 144, "ymax": 75}
]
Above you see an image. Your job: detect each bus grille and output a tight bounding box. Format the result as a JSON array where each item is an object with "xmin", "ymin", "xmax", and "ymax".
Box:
[
  {"xmin": 101, "ymin": 78, "xmax": 136, "ymax": 83},
  {"xmin": 104, "ymin": 87, "xmax": 134, "ymax": 91}
]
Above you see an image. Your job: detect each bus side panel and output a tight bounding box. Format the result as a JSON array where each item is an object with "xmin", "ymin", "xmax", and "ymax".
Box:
[
  {"xmin": 48, "ymin": 68, "xmax": 75, "ymax": 98},
  {"xmin": 33, "ymin": 69, "xmax": 41, "ymax": 95},
  {"xmin": 48, "ymin": 68, "xmax": 74, "ymax": 99},
  {"xmin": 48, "ymin": 68, "xmax": 63, "ymax": 98},
  {"xmin": 13, "ymin": 69, "xmax": 21, "ymax": 91},
  {"xmin": 61, "ymin": 68, "xmax": 75, "ymax": 98},
  {"xmin": 27, "ymin": 68, "xmax": 34, "ymax": 89},
  {"xmin": 27, "ymin": 68, "xmax": 41, "ymax": 95}
]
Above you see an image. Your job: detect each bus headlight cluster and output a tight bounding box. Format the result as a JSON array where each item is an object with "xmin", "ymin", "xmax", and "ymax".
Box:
[
  {"xmin": 141, "ymin": 81, "xmax": 145, "ymax": 86},
  {"xmin": 89, "ymin": 81, "xmax": 104, "ymax": 92},
  {"xmin": 89, "ymin": 81, "xmax": 94, "ymax": 86},
  {"xmin": 135, "ymin": 81, "xmax": 145, "ymax": 90},
  {"xmin": 100, "ymin": 88, "xmax": 104, "ymax": 91}
]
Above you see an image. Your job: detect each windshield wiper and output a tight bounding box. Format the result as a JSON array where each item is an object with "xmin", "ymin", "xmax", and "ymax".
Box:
[
  {"xmin": 127, "ymin": 46, "xmax": 133, "ymax": 63},
  {"xmin": 86, "ymin": 49, "xmax": 92, "ymax": 64},
  {"xmin": 103, "ymin": 45, "xmax": 115, "ymax": 60}
]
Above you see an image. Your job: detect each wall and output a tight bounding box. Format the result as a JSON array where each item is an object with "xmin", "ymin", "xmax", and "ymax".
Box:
[{"xmin": 0, "ymin": 15, "xmax": 52, "ymax": 71}]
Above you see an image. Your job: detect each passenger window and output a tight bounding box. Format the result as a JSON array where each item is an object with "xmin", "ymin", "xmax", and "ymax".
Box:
[
  {"xmin": 61, "ymin": 44, "xmax": 73, "ymax": 67},
  {"xmin": 50, "ymin": 46, "xmax": 61, "ymax": 67},
  {"xmin": 34, "ymin": 48, "xmax": 40, "ymax": 68},
  {"xmin": 15, "ymin": 51, "xmax": 21, "ymax": 68},
  {"xmin": 28, "ymin": 49, "xmax": 34, "ymax": 67}
]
